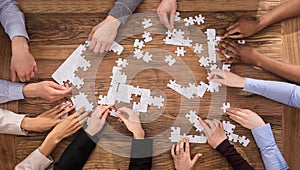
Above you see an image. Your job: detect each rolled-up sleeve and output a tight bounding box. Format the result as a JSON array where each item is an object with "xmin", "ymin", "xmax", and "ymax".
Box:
[{"xmin": 0, "ymin": 0, "xmax": 29, "ymax": 40}]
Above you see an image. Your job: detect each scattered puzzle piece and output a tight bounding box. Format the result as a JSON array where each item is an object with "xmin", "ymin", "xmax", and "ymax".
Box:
[
  {"xmin": 142, "ymin": 31, "xmax": 153, "ymax": 43},
  {"xmin": 184, "ymin": 17, "xmax": 195, "ymax": 26},
  {"xmin": 134, "ymin": 39, "xmax": 145, "ymax": 49},
  {"xmin": 199, "ymin": 57, "xmax": 210, "ymax": 67},
  {"xmin": 116, "ymin": 58, "xmax": 128, "ymax": 68},
  {"xmin": 194, "ymin": 14, "xmax": 205, "ymax": 25},
  {"xmin": 193, "ymin": 43, "xmax": 204, "ymax": 54},
  {"xmin": 142, "ymin": 18, "xmax": 153, "ymax": 29},
  {"xmin": 143, "ymin": 52, "xmax": 153, "ymax": 63},
  {"xmin": 175, "ymin": 12, "xmax": 181, "ymax": 21},
  {"xmin": 71, "ymin": 92, "xmax": 94, "ymax": 111},
  {"xmin": 175, "ymin": 47, "xmax": 186, "ymax": 57},
  {"xmin": 221, "ymin": 102, "xmax": 231, "ymax": 113},
  {"xmin": 110, "ymin": 41, "xmax": 124, "ymax": 55},
  {"xmin": 223, "ymin": 120, "xmax": 236, "ymax": 134},
  {"xmin": 165, "ymin": 55, "xmax": 176, "ymax": 66},
  {"xmin": 239, "ymin": 135, "xmax": 250, "ymax": 147}
]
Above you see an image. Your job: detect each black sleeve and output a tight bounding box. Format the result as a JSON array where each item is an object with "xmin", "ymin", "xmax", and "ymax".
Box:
[
  {"xmin": 129, "ymin": 138, "xmax": 153, "ymax": 170},
  {"xmin": 54, "ymin": 128, "xmax": 97, "ymax": 170},
  {"xmin": 216, "ymin": 139, "xmax": 254, "ymax": 170}
]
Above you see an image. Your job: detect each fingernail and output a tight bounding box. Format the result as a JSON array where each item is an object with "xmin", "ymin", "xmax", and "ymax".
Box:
[{"xmin": 198, "ymin": 153, "xmax": 203, "ymax": 157}]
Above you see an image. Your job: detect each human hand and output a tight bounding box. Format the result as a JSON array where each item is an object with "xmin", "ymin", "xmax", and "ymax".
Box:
[
  {"xmin": 117, "ymin": 107, "xmax": 145, "ymax": 139},
  {"xmin": 171, "ymin": 137, "xmax": 202, "ymax": 170},
  {"xmin": 207, "ymin": 70, "xmax": 245, "ymax": 88},
  {"xmin": 226, "ymin": 108, "xmax": 265, "ymax": 130},
  {"xmin": 88, "ymin": 15, "xmax": 121, "ymax": 53},
  {"xmin": 38, "ymin": 107, "xmax": 89, "ymax": 156},
  {"xmin": 157, "ymin": 0, "xmax": 177, "ymax": 31},
  {"xmin": 199, "ymin": 118, "xmax": 227, "ymax": 149},
  {"xmin": 21, "ymin": 102, "xmax": 75, "ymax": 132},
  {"xmin": 85, "ymin": 105, "xmax": 114, "ymax": 136},
  {"xmin": 218, "ymin": 40, "xmax": 264, "ymax": 66},
  {"xmin": 23, "ymin": 81, "xmax": 72, "ymax": 102},
  {"xmin": 11, "ymin": 36, "xmax": 37, "ymax": 82},
  {"xmin": 223, "ymin": 17, "xmax": 264, "ymax": 39}
]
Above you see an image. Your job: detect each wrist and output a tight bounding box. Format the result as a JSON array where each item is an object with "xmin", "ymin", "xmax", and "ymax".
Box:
[
  {"xmin": 21, "ymin": 117, "xmax": 33, "ymax": 131},
  {"xmin": 106, "ymin": 15, "xmax": 121, "ymax": 27},
  {"xmin": 257, "ymin": 16, "xmax": 268, "ymax": 32},
  {"xmin": 12, "ymin": 36, "xmax": 29, "ymax": 51},
  {"xmin": 39, "ymin": 135, "xmax": 60, "ymax": 157},
  {"xmin": 133, "ymin": 130, "xmax": 145, "ymax": 139},
  {"xmin": 23, "ymin": 83, "xmax": 38, "ymax": 98}
]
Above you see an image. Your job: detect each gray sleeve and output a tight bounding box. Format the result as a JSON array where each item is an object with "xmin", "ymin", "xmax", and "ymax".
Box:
[
  {"xmin": 0, "ymin": 79, "xmax": 25, "ymax": 104},
  {"xmin": 0, "ymin": 0, "xmax": 29, "ymax": 40},
  {"xmin": 108, "ymin": 0, "xmax": 144, "ymax": 24}
]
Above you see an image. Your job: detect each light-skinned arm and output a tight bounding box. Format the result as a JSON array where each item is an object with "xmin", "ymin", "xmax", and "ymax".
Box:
[
  {"xmin": 157, "ymin": 0, "xmax": 177, "ymax": 31},
  {"xmin": 224, "ymin": 0, "xmax": 300, "ymax": 38},
  {"xmin": 171, "ymin": 137, "xmax": 202, "ymax": 170},
  {"xmin": 225, "ymin": 108, "xmax": 289, "ymax": 170},
  {"xmin": 15, "ymin": 108, "xmax": 89, "ymax": 170},
  {"xmin": 207, "ymin": 70, "xmax": 300, "ymax": 108},
  {"xmin": 88, "ymin": 0, "xmax": 143, "ymax": 53}
]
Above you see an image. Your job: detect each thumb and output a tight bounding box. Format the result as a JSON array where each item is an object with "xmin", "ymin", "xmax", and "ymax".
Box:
[
  {"xmin": 49, "ymin": 81, "xmax": 67, "ymax": 90},
  {"xmin": 191, "ymin": 153, "xmax": 202, "ymax": 165},
  {"xmin": 117, "ymin": 111, "xmax": 128, "ymax": 123}
]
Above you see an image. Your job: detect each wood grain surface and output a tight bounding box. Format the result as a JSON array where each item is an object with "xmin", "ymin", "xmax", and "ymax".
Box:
[{"xmin": 0, "ymin": 0, "xmax": 298, "ymax": 169}]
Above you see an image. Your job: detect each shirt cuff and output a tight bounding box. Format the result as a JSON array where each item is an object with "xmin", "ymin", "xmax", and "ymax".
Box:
[
  {"xmin": 251, "ymin": 123, "xmax": 275, "ymax": 149},
  {"xmin": 215, "ymin": 139, "xmax": 231, "ymax": 155},
  {"xmin": 15, "ymin": 149, "xmax": 53, "ymax": 170},
  {"xmin": 9, "ymin": 82, "xmax": 25, "ymax": 101},
  {"xmin": 108, "ymin": 2, "xmax": 131, "ymax": 25},
  {"xmin": 130, "ymin": 138, "xmax": 153, "ymax": 158},
  {"xmin": 0, "ymin": 108, "xmax": 27, "ymax": 135}
]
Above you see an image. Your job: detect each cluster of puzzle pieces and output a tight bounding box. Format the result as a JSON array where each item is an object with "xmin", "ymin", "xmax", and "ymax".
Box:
[
  {"xmin": 169, "ymin": 127, "xmax": 207, "ymax": 144},
  {"xmin": 223, "ymin": 120, "xmax": 250, "ymax": 147},
  {"xmin": 167, "ymin": 80, "xmax": 209, "ymax": 99},
  {"xmin": 169, "ymin": 109, "xmax": 250, "ymax": 147},
  {"xmin": 98, "ymin": 58, "xmax": 165, "ymax": 114}
]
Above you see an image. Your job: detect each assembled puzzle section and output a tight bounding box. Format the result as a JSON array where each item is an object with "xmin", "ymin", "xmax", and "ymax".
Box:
[
  {"xmin": 223, "ymin": 120, "xmax": 251, "ymax": 147},
  {"xmin": 169, "ymin": 127, "xmax": 207, "ymax": 144},
  {"xmin": 71, "ymin": 92, "xmax": 94, "ymax": 111},
  {"xmin": 98, "ymin": 58, "xmax": 165, "ymax": 113},
  {"xmin": 167, "ymin": 80, "xmax": 208, "ymax": 99}
]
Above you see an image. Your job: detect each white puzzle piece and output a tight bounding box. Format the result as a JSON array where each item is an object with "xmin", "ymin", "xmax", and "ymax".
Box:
[
  {"xmin": 199, "ymin": 57, "xmax": 210, "ymax": 67},
  {"xmin": 237, "ymin": 40, "xmax": 246, "ymax": 44},
  {"xmin": 109, "ymin": 41, "xmax": 124, "ymax": 55},
  {"xmin": 142, "ymin": 18, "xmax": 153, "ymax": 29},
  {"xmin": 71, "ymin": 92, "xmax": 94, "ymax": 111},
  {"xmin": 194, "ymin": 14, "xmax": 205, "ymax": 25},
  {"xmin": 222, "ymin": 64, "xmax": 231, "ymax": 71},
  {"xmin": 175, "ymin": 12, "xmax": 181, "ymax": 21},
  {"xmin": 239, "ymin": 135, "xmax": 250, "ymax": 147},
  {"xmin": 222, "ymin": 120, "xmax": 236, "ymax": 134},
  {"xmin": 184, "ymin": 17, "xmax": 195, "ymax": 26},
  {"xmin": 193, "ymin": 43, "xmax": 204, "ymax": 54},
  {"xmin": 175, "ymin": 47, "xmax": 186, "ymax": 57},
  {"xmin": 165, "ymin": 55, "xmax": 176, "ymax": 66},
  {"xmin": 221, "ymin": 102, "xmax": 231, "ymax": 113},
  {"xmin": 116, "ymin": 58, "xmax": 128, "ymax": 68},
  {"xmin": 142, "ymin": 31, "xmax": 153, "ymax": 43},
  {"xmin": 134, "ymin": 39, "xmax": 145, "ymax": 49}
]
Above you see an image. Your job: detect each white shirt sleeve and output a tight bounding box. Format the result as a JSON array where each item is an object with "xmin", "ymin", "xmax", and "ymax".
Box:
[
  {"xmin": 0, "ymin": 108, "xmax": 27, "ymax": 135},
  {"xmin": 15, "ymin": 149, "xmax": 53, "ymax": 170}
]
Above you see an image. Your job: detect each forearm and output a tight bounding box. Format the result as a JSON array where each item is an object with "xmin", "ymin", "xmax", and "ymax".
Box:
[
  {"xmin": 129, "ymin": 138, "xmax": 153, "ymax": 170},
  {"xmin": 216, "ymin": 139, "xmax": 253, "ymax": 170},
  {"xmin": 256, "ymin": 54, "xmax": 300, "ymax": 84},
  {"xmin": 259, "ymin": 0, "xmax": 300, "ymax": 29},
  {"xmin": 54, "ymin": 129, "xmax": 96, "ymax": 170},
  {"xmin": 0, "ymin": 0, "xmax": 29, "ymax": 40},
  {"xmin": 243, "ymin": 78, "xmax": 300, "ymax": 108},
  {"xmin": 108, "ymin": 0, "xmax": 143, "ymax": 24},
  {"xmin": 0, "ymin": 79, "xmax": 24, "ymax": 103},
  {"xmin": 251, "ymin": 124, "xmax": 289, "ymax": 170}
]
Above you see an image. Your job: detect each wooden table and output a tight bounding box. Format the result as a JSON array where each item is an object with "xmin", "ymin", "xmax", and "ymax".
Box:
[{"xmin": 0, "ymin": 0, "xmax": 299, "ymax": 169}]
